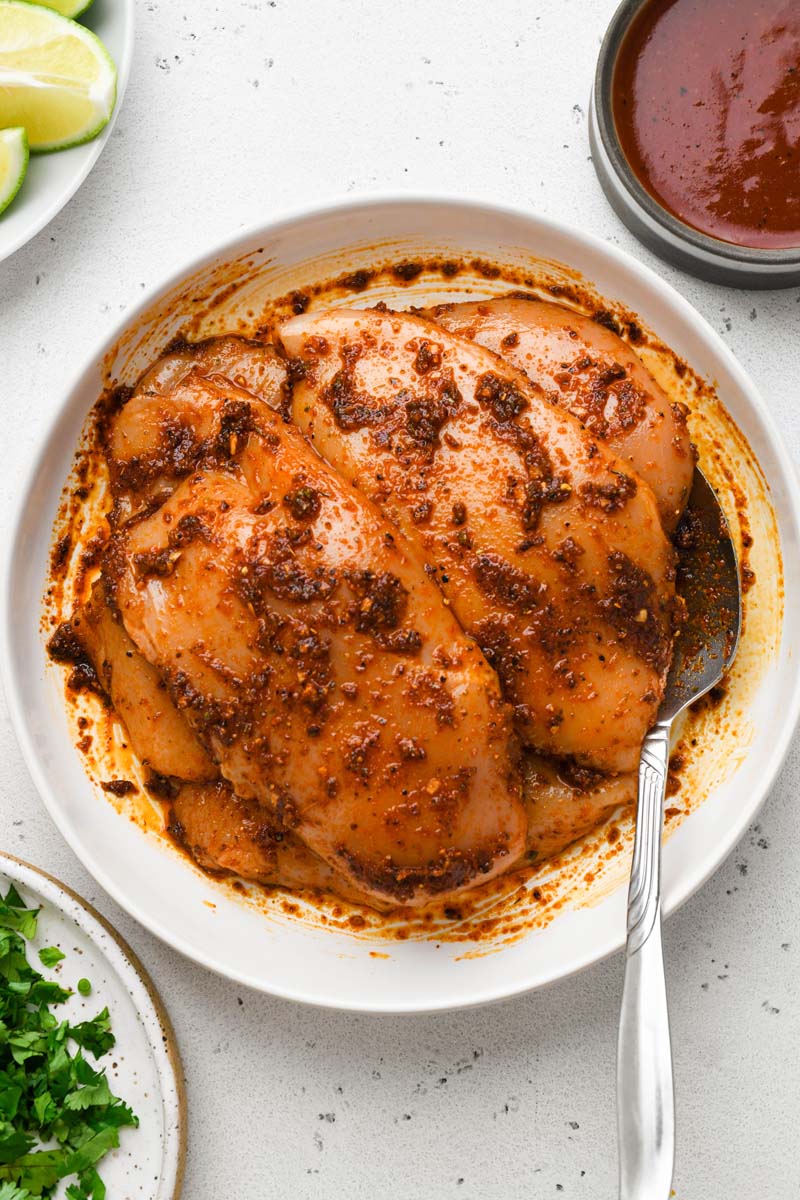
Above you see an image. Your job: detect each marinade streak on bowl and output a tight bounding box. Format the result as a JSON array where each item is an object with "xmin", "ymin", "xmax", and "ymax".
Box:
[{"xmin": 45, "ymin": 274, "xmax": 717, "ymax": 917}]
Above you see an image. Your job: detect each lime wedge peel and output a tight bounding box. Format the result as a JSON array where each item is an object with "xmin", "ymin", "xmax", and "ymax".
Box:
[
  {"xmin": 33, "ymin": 0, "xmax": 94, "ymax": 16},
  {"xmin": 0, "ymin": 0, "xmax": 117, "ymax": 153},
  {"xmin": 0, "ymin": 126, "xmax": 29, "ymax": 216}
]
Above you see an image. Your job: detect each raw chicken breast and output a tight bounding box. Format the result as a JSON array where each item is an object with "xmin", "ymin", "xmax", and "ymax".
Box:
[
  {"xmin": 169, "ymin": 781, "xmax": 371, "ymax": 905},
  {"xmin": 281, "ymin": 307, "xmax": 677, "ymax": 773},
  {"xmin": 105, "ymin": 399, "xmax": 525, "ymax": 906},
  {"xmin": 425, "ymin": 297, "xmax": 694, "ymax": 528},
  {"xmin": 134, "ymin": 335, "xmax": 287, "ymax": 402},
  {"xmin": 522, "ymin": 755, "xmax": 634, "ymax": 863},
  {"xmin": 105, "ymin": 337, "xmax": 286, "ymax": 523},
  {"xmin": 76, "ymin": 576, "xmax": 216, "ymax": 782}
]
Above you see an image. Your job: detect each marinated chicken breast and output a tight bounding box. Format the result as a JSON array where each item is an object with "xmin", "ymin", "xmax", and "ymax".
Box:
[
  {"xmin": 425, "ymin": 297, "xmax": 694, "ymax": 529},
  {"xmin": 76, "ymin": 577, "xmax": 385, "ymax": 902},
  {"xmin": 105, "ymin": 401, "xmax": 525, "ymax": 906},
  {"xmin": 77, "ymin": 576, "xmax": 216, "ymax": 781},
  {"xmin": 52, "ymin": 300, "xmax": 691, "ymax": 912},
  {"xmin": 169, "ymin": 781, "xmax": 371, "ymax": 904},
  {"xmin": 281, "ymin": 307, "xmax": 677, "ymax": 773},
  {"xmin": 77, "ymin": 571, "xmax": 626, "ymax": 892},
  {"xmin": 522, "ymin": 755, "xmax": 634, "ymax": 863},
  {"xmin": 135, "ymin": 335, "xmax": 287, "ymax": 402},
  {"xmin": 106, "ymin": 337, "xmax": 286, "ymax": 523}
]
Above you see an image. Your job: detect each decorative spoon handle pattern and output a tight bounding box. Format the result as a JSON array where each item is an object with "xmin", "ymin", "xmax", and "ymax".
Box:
[{"xmin": 617, "ymin": 719, "xmax": 675, "ymax": 1200}]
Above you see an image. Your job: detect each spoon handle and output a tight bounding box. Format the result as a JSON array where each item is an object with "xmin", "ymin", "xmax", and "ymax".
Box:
[{"xmin": 617, "ymin": 719, "xmax": 675, "ymax": 1200}]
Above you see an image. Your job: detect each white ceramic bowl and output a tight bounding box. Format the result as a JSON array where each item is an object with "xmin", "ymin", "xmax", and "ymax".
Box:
[{"xmin": 3, "ymin": 196, "xmax": 799, "ymax": 1013}]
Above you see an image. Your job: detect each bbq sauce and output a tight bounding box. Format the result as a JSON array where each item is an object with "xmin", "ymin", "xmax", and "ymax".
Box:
[{"xmin": 612, "ymin": 0, "xmax": 800, "ymax": 250}]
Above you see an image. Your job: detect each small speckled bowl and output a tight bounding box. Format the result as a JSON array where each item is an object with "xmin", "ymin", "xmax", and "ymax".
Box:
[
  {"xmin": 0, "ymin": 854, "xmax": 185, "ymax": 1196},
  {"xmin": 589, "ymin": 0, "xmax": 800, "ymax": 289}
]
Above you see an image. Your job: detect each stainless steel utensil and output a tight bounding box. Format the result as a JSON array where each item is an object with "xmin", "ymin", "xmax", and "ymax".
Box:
[{"xmin": 618, "ymin": 469, "xmax": 742, "ymax": 1199}]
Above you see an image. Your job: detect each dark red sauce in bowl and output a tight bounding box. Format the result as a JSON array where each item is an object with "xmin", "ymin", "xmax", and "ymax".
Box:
[{"xmin": 612, "ymin": 0, "xmax": 800, "ymax": 250}]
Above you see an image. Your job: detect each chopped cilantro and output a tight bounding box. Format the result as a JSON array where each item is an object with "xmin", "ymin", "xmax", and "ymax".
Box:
[
  {"xmin": 0, "ymin": 886, "xmax": 138, "ymax": 1197},
  {"xmin": 0, "ymin": 1183, "xmax": 31, "ymax": 1200},
  {"xmin": 37, "ymin": 949, "xmax": 64, "ymax": 970}
]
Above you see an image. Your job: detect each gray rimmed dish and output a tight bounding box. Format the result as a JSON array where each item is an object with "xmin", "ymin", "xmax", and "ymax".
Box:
[{"xmin": 589, "ymin": 0, "xmax": 800, "ymax": 290}]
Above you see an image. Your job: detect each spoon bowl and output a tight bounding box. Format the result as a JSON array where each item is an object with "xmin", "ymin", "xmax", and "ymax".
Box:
[{"xmin": 664, "ymin": 470, "xmax": 742, "ymax": 721}]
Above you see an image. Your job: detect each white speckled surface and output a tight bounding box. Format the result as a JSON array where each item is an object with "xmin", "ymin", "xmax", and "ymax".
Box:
[{"xmin": 1, "ymin": 1, "xmax": 798, "ymax": 1195}]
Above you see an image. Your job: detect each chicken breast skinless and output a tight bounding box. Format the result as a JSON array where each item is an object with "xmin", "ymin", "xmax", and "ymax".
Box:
[
  {"xmin": 105, "ymin": 337, "xmax": 286, "ymax": 524},
  {"xmin": 104, "ymin": 394, "xmax": 525, "ymax": 907},
  {"xmin": 59, "ymin": 327, "xmax": 663, "ymax": 909},
  {"xmin": 169, "ymin": 781, "xmax": 373, "ymax": 906},
  {"xmin": 522, "ymin": 755, "xmax": 635, "ymax": 864},
  {"xmin": 425, "ymin": 297, "xmax": 694, "ymax": 529},
  {"xmin": 77, "ymin": 576, "xmax": 217, "ymax": 782},
  {"xmin": 281, "ymin": 308, "xmax": 678, "ymax": 774}
]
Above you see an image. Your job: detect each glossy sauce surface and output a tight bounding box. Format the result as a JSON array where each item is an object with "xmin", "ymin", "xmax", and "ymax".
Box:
[{"xmin": 613, "ymin": 0, "xmax": 800, "ymax": 249}]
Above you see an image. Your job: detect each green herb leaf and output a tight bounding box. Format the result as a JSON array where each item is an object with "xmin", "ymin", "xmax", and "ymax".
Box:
[
  {"xmin": 1, "ymin": 1147, "xmax": 63, "ymax": 1193},
  {"xmin": 0, "ymin": 1181, "xmax": 31, "ymax": 1200},
  {"xmin": 0, "ymin": 1132, "xmax": 35, "ymax": 1167},
  {"xmin": 65, "ymin": 1167, "xmax": 105, "ymax": 1200},
  {"xmin": 64, "ymin": 1126, "xmax": 119, "ymax": 1175},
  {"xmin": 8, "ymin": 1033, "xmax": 46, "ymax": 1067},
  {"xmin": 0, "ymin": 891, "xmax": 38, "ymax": 942},
  {"xmin": 35, "ymin": 951, "xmax": 63, "ymax": 971},
  {"xmin": 0, "ymin": 1088, "xmax": 22, "ymax": 1122},
  {"xmin": 67, "ymin": 1013, "xmax": 114, "ymax": 1060},
  {"xmin": 63, "ymin": 1076, "xmax": 112, "ymax": 1113}
]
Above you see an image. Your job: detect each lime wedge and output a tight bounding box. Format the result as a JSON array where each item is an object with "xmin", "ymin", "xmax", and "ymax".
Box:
[
  {"xmin": 0, "ymin": 125, "xmax": 28, "ymax": 214},
  {"xmin": 31, "ymin": 0, "xmax": 94, "ymax": 17},
  {"xmin": 0, "ymin": 0, "xmax": 116, "ymax": 152}
]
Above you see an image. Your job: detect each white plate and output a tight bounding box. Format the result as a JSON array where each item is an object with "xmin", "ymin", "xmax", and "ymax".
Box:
[
  {"xmin": 0, "ymin": 0, "xmax": 134, "ymax": 264},
  {"xmin": 0, "ymin": 853, "xmax": 185, "ymax": 1197},
  {"xmin": 3, "ymin": 196, "xmax": 800, "ymax": 1013}
]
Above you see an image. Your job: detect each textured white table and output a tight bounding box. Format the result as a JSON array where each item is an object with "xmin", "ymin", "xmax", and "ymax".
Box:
[{"xmin": 2, "ymin": 1, "xmax": 798, "ymax": 1195}]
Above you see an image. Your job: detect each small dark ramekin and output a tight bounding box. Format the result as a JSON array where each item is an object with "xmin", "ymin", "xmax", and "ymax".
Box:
[{"xmin": 589, "ymin": 0, "xmax": 800, "ymax": 289}]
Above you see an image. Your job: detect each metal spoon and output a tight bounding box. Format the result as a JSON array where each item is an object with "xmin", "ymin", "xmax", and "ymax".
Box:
[{"xmin": 617, "ymin": 469, "xmax": 742, "ymax": 1200}]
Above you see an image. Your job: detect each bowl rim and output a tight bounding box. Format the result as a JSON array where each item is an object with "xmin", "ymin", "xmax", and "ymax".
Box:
[
  {"xmin": 593, "ymin": 0, "xmax": 800, "ymax": 268},
  {"xmin": 3, "ymin": 191, "xmax": 800, "ymax": 1012}
]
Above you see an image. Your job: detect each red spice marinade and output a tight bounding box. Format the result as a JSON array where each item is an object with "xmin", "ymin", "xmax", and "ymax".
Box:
[{"xmin": 612, "ymin": 0, "xmax": 800, "ymax": 249}]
